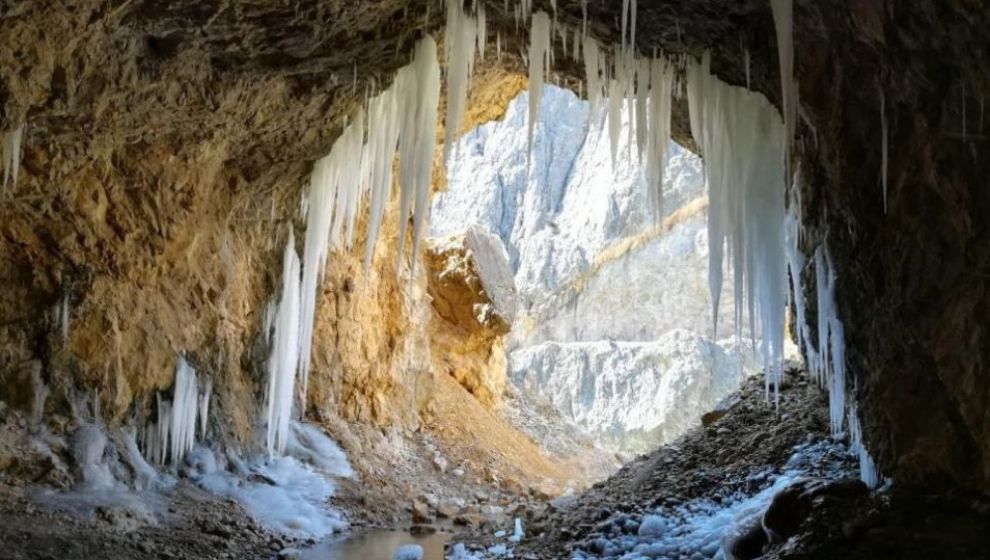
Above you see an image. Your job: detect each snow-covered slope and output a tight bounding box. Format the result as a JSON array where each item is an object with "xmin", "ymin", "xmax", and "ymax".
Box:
[{"xmin": 431, "ymin": 85, "xmax": 762, "ymax": 454}]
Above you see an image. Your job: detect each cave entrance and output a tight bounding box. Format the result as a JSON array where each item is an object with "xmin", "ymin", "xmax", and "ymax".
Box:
[{"xmin": 428, "ymin": 84, "xmax": 765, "ymax": 468}]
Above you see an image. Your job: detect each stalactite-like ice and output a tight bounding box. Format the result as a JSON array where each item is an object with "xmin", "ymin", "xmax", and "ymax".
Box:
[
  {"xmin": 527, "ymin": 12, "xmax": 552, "ymax": 161},
  {"xmin": 770, "ymin": 0, "xmax": 796, "ymax": 173},
  {"xmin": 443, "ymin": 0, "xmax": 478, "ymax": 168},
  {"xmin": 881, "ymin": 89, "xmax": 888, "ymax": 214},
  {"xmin": 169, "ymin": 357, "xmax": 201, "ymax": 465},
  {"xmin": 267, "ymin": 228, "xmax": 302, "ymax": 457},
  {"xmin": 646, "ymin": 57, "xmax": 673, "ymax": 221},
  {"xmin": 582, "ymin": 36, "xmax": 604, "ymax": 130},
  {"xmin": 848, "ymin": 403, "xmax": 881, "ymax": 488},
  {"xmin": 141, "ymin": 357, "xmax": 211, "ymax": 466},
  {"xmin": 2, "ymin": 124, "xmax": 24, "ymax": 195}
]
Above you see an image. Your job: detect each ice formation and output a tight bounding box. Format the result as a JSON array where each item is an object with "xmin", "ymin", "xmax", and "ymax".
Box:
[
  {"xmin": 394, "ymin": 544, "xmax": 424, "ymax": 560},
  {"xmin": 848, "ymin": 403, "xmax": 880, "ymax": 488},
  {"xmin": 443, "ymin": 0, "xmax": 478, "ymax": 168},
  {"xmin": 297, "ymin": 35, "xmax": 440, "ymax": 415},
  {"xmin": 646, "ymin": 57, "xmax": 674, "ymax": 220},
  {"xmin": 881, "ymin": 89, "xmax": 889, "ymax": 213},
  {"xmin": 267, "ymin": 229, "xmax": 302, "ymax": 456},
  {"xmin": 73, "ymin": 423, "xmax": 115, "ymax": 489},
  {"xmin": 2, "ymin": 124, "xmax": 24, "ymax": 195},
  {"xmin": 686, "ymin": 53, "xmax": 787, "ymax": 402},
  {"xmin": 770, "ymin": 0, "xmax": 796, "ymax": 173},
  {"xmin": 527, "ymin": 11, "xmax": 552, "ymax": 160},
  {"xmin": 142, "ymin": 357, "xmax": 212, "ymax": 466}
]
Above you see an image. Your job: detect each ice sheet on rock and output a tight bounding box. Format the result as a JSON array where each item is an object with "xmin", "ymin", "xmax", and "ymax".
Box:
[
  {"xmin": 197, "ymin": 453, "xmax": 348, "ymax": 540},
  {"xmin": 284, "ymin": 421, "xmax": 354, "ymax": 478}
]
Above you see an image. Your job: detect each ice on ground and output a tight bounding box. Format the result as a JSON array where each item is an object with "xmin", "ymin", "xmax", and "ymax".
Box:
[
  {"xmin": 196, "ymin": 422, "xmax": 352, "ymax": 540},
  {"xmin": 198, "ymin": 454, "xmax": 347, "ymax": 540},
  {"xmin": 394, "ymin": 543, "xmax": 424, "ymax": 560}
]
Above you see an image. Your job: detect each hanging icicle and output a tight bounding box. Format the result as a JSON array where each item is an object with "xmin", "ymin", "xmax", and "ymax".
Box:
[
  {"xmin": 880, "ymin": 89, "xmax": 888, "ymax": 214},
  {"xmin": 443, "ymin": 0, "xmax": 478, "ymax": 169},
  {"xmin": 527, "ymin": 11, "xmax": 552, "ymax": 162},
  {"xmin": 645, "ymin": 57, "xmax": 674, "ymax": 221},
  {"xmin": 266, "ymin": 227, "xmax": 302, "ymax": 457},
  {"xmin": 2, "ymin": 124, "xmax": 24, "ymax": 196},
  {"xmin": 770, "ymin": 0, "xmax": 797, "ymax": 175}
]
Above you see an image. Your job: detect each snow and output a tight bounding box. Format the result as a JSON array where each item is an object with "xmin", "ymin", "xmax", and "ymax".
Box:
[
  {"xmin": 394, "ymin": 544, "xmax": 424, "ymax": 560},
  {"xmin": 267, "ymin": 228, "xmax": 302, "ymax": 456}
]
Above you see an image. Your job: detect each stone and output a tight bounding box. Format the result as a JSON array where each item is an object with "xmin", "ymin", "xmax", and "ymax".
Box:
[
  {"xmin": 722, "ymin": 516, "xmax": 768, "ymax": 560},
  {"xmin": 432, "ymin": 455, "xmax": 448, "ymax": 473},
  {"xmin": 411, "ymin": 500, "xmax": 433, "ymax": 524}
]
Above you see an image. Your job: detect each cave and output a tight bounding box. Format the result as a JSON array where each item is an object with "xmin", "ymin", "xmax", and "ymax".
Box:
[{"xmin": 2, "ymin": 1, "xmax": 990, "ymax": 559}]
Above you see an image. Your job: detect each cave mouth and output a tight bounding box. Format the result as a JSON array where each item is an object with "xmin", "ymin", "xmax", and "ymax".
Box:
[
  {"xmin": 4, "ymin": 1, "xmax": 990, "ymax": 559},
  {"xmin": 430, "ymin": 83, "xmax": 768, "ymax": 461}
]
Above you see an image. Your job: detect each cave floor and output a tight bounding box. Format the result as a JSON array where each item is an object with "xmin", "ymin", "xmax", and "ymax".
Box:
[{"xmin": 0, "ymin": 480, "xmax": 273, "ymax": 560}]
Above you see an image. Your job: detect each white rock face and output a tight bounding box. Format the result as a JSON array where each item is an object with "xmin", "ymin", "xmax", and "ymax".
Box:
[
  {"xmin": 431, "ymin": 85, "xmax": 762, "ymax": 454},
  {"xmin": 431, "ymin": 86, "xmax": 702, "ymax": 307},
  {"xmin": 510, "ymin": 332, "xmax": 758, "ymax": 454}
]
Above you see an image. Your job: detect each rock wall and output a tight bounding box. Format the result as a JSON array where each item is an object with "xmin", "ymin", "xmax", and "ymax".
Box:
[{"xmin": 425, "ymin": 227, "xmax": 518, "ymax": 407}]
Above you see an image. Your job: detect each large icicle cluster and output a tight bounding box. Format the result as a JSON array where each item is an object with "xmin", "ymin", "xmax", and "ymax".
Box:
[
  {"xmin": 295, "ymin": 37, "xmax": 441, "ymax": 415},
  {"xmin": 267, "ymin": 228, "xmax": 302, "ymax": 456},
  {"xmin": 577, "ymin": 29, "xmax": 673, "ymax": 219},
  {"xmin": 686, "ymin": 53, "xmax": 787, "ymax": 402},
  {"xmin": 142, "ymin": 357, "xmax": 212, "ymax": 466},
  {"xmin": 2, "ymin": 124, "xmax": 24, "ymax": 196}
]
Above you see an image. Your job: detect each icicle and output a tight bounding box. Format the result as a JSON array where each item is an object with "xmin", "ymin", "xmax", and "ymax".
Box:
[
  {"xmin": 572, "ymin": 26, "xmax": 581, "ymax": 61},
  {"xmin": 634, "ymin": 57, "xmax": 650, "ymax": 161},
  {"xmin": 527, "ymin": 12, "xmax": 552, "ymax": 162},
  {"xmin": 443, "ymin": 0, "xmax": 478, "ymax": 169},
  {"xmin": 199, "ymin": 376, "xmax": 212, "ymax": 440},
  {"xmin": 770, "ymin": 0, "xmax": 796, "ymax": 175},
  {"xmin": 686, "ymin": 53, "xmax": 788, "ymax": 403},
  {"xmin": 607, "ymin": 78, "xmax": 623, "ymax": 168},
  {"xmin": 266, "ymin": 227, "xmax": 302, "ymax": 457},
  {"xmin": 880, "ymin": 89, "xmax": 888, "ymax": 214},
  {"xmin": 621, "ymin": 0, "xmax": 629, "ymax": 52},
  {"xmin": 60, "ymin": 292, "xmax": 70, "ymax": 344},
  {"xmin": 848, "ymin": 403, "xmax": 881, "ymax": 488},
  {"xmin": 630, "ymin": 0, "xmax": 637, "ymax": 54},
  {"xmin": 496, "ymin": 32, "xmax": 502, "ymax": 62},
  {"xmin": 581, "ymin": 0, "xmax": 588, "ymax": 37},
  {"xmin": 2, "ymin": 124, "xmax": 24, "ymax": 196},
  {"xmin": 396, "ymin": 36, "xmax": 441, "ymax": 279},
  {"xmin": 744, "ymin": 48, "xmax": 751, "ymax": 90},
  {"xmin": 582, "ymin": 36, "xmax": 603, "ymax": 130},
  {"xmin": 646, "ymin": 57, "xmax": 673, "ymax": 221},
  {"xmin": 476, "ymin": 2, "xmax": 487, "ymax": 61},
  {"xmin": 163, "ymin": 356, "xmax": 200, "ymax": 465}
]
